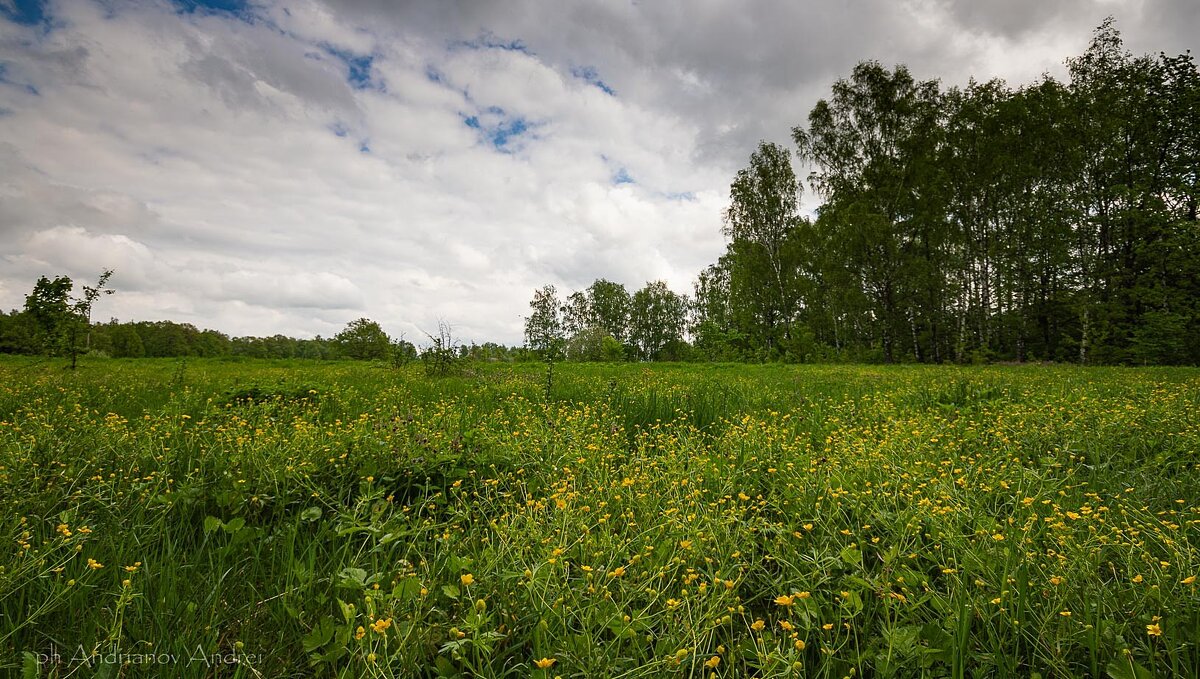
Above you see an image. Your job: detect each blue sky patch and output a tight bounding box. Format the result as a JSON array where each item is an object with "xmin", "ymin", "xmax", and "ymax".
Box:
[
  {"xmin": 490, "ymin": 117, "xmax": 528, "ymax": 148},
  {"xmin": 664, "ymin": 191, "xmax": 697, "ymax": 201},
  {"xmin": 612, "ymin": 168, "xmax": 634, "ymax": 185},
  {"xmin": 172, "ymin": 0, "xmax": 250, "ymax": 15},
  {"xmin": 460, "ymin": 107, "xmax": 539, "ymax": 152},
  {"xmin": 0, "ymin": 0, "xmax": 47, "ymax": 26},
  {"xmin": 322, "ymin": 44, "xmax": 377, "ymax": 91},
  {"xmin": 571, "ymin": 66, "xmax": 615, "ymax": 96},
  {"xmin": 450, "ymin": 32, "xmax": 533, "ymax": 56}
]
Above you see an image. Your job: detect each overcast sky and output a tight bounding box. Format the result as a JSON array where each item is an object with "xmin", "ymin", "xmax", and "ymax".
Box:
[{"xmin": 1, "ymin": 0, "xmax": 1195, "ymax": 345}]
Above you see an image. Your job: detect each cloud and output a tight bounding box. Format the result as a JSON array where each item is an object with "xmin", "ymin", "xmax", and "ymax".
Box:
[{"xmin": 0, "ymin": 0, "xmax": 1193, "ymax": 343}]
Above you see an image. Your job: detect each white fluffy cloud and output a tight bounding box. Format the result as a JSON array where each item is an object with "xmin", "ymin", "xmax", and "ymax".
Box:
[{"xmin": 0, "ymin": 0, "xmax": 1193, "ymax": 343}]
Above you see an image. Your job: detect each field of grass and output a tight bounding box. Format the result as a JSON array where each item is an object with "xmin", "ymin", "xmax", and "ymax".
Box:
[{"xmin": 1, "ymin": 357, "xmax": 1199, "ymax": 678}]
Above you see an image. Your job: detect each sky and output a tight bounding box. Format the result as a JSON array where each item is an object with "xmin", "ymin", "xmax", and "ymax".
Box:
[{"xmin": 1, "ymin": 0, "xmax": 1196, "ymax": 345}]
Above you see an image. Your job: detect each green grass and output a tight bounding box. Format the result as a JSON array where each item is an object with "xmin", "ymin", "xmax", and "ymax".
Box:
[{"xmin": 1, "ymin": 357, "xmax": 1199, "ymax": 677}]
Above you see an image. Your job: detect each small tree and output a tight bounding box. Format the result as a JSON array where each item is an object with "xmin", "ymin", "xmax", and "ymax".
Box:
[
  {"xmin": 628, "ymin": 281, "xmax": 688, "ymax": 361},
  {"xmin": 524, "ymin": 285, "xmax": 565, "ymax": 361},
  {"xmin": 334, "ymin": 318, "xmax": 390, "ymax": 360},
  {"xmin": 421, "ymin": 320, "xmax": 460, "ymax": 377},
  {"xmin": 24, "ymin": 269, "xmax": 115, "ymax": 368},
  {"xmin": 391, "ymin": 334, "xmax": 418, "ymax": 368},
  {"xmin": 565, "ymin": 326, "xmax": 617, "ymax": 362},
  {"xmin": 24, "ymin": 275, "xmax": 73, "ymax": 355}
]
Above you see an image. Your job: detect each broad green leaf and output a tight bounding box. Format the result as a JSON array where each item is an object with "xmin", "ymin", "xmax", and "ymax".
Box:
[
  {"xmin": 840, "ymin": 545, "xmax": 862, "ymax": 566},
  {"xmin": 1106, "ymin": 659, "xmax": 1154, "ymax": 679},
  {"xmin": 303, "ymin": 616, "xmax": 335, "ymax": 652},
  {"xmin": 22, "ymin": 652, "xmax": 37, "ymax": 679},
  {"xmin": 393, "ymin": 577, "xmax": 423, "ymax": 601},
  {"xmin": 336, "ymin": 567, "xmax": 368, "ymax": 589}
]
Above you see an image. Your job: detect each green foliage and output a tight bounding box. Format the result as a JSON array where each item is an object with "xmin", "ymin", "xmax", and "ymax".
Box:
[
  {"xmin": 721, "ymin": 141, "xmax": 806, "ymax": 352},
  {"xmin": 600, "ymin": 334, "xmax": 625, "ymax": 362},
  {"xmin": 1129, "ymin": 312, "xmax": 1191, "ymax": 365},
  {"xmin": 691, "ymin": 319, "xmax": 748, "ymax": 362},
  {"xmin": 628, "ymin": 280, "xmax": 687, "ymax": 361},
  {"xmin": 391, "ymin": 337, "xmax": 418, "ymax": 368},
  {"xmin": 334, "ymin": 318, "xmax": 391, "ymax": 361},
  {"xmin": 20, "ymin": 270, "xmax": 115, "ymax": 368},
  {"xmin": 421, "ymin": 321, "xmax": 462, "ymax": 377},
  {"xmin": 587, "ymin": 279, "xmax": 632, "ymax": 344},
  {"xmin": 23, "ymin": 274, "xmax": 76, "ymax": 355},
  {"xmin": 565, "ymin": 326, "xmax": 618, "ymax": 362},
  {"xmin": 686, "ymin": 20, "xmax": 1200, "ymax": 366},
  {"xmin": 524, "ymin": 285, "xmax": 565, "ymax": 361},
  {"xmin": 0, "ymin": 310, "xmax": 40, "ymax": 355}
]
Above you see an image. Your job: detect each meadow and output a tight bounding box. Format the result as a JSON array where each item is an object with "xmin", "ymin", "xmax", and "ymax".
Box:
[{"xmin": 1, "ymin": 357, "xmax": 1198, "ymax": 678}]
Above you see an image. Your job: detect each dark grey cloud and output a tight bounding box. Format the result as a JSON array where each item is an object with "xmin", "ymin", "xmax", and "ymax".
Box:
[{"xmin": 312, "ymin": 0, "xmax": 1195, "ymax": 169}]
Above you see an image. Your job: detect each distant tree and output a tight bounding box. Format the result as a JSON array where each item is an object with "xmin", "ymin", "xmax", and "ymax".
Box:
[
  {"xmin": 629, "ymin": 281, "xmax": 688, "ymax": 360},
  {"xmin": 600, "ymin": 334, "xmax": 625, "ymax": 362},
  {"xmin": 107, "ymin": 321, "xmax": 145, "ymax": 358},
  {"xmin": 795, "ymin": 62, "xmax": 943, "ymax": 362},
  {"xmin": 561, "ymin": 290, "xmax": 592, "ymax": 339},
  {"xmin": 23, "ymin": 275, "xmax": 73, "ymax": 355},
  {"xmin": 565, "ymin": 326, "xmax": 619, "ymax": 362},
  {"xmin": 421, "ymin": 320, "xmax": 460, "ymax": 377},
  {"xmin": 691, "ymin": 260, "xmax": 733, "ymax": 336},
  {"xmin": 691, "ymin": 319, "xmax": 747, "ymax": 362},
  {"xmin": 722, "ymin": 141, "xmax": 805, "ymax": 353},
  {"xmin": 23, "ymin": 269, "xmax": 115, "ymax": 368},
  {"xmin": 391, "ymin": 336, "xmax": 418, "ymax": 367},
  {"xmin": 77, "ymin": 269, "xmax": 115, "ymax": 355},
  {"xmin": 334, "ymin": 318, "xmax": 390, "ymax": 360},
  {"xmin": 0, "ymin": 309, "xmax": 40, "ymax": 354},
  {"xmin": 524, "ymin": 285, "xmax": 565, "ymax": 360},
  {"xmin": 134, "ymin": 321, "xmax": 197, "ymax": 357},
  {"xmin": 587, "ymin": 279, "xmax": 631, "ymax": 343}
]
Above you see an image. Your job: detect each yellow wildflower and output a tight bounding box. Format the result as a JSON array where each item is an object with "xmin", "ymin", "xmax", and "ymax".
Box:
[{"xmin": 371, "ymin": 618, "xmax": 392, "ymax": 635}]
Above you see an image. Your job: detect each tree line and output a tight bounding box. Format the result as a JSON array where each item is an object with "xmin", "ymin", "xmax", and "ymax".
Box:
[
  {"xmin": 1, "ymin": 276, "xmax": 527, "ymax": 365},
  {"xmin": 527, "ymin": 19, "xmax": 1200, "ymax": 365}
]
